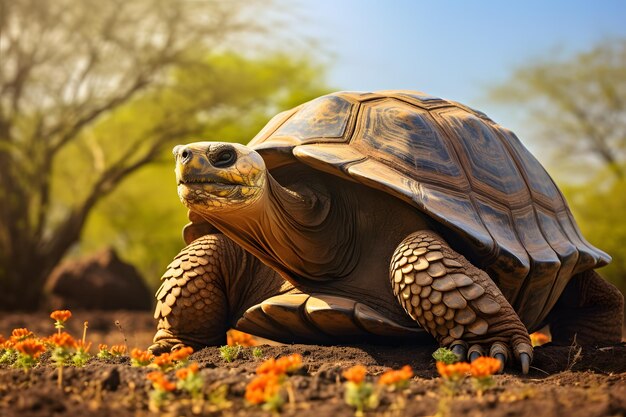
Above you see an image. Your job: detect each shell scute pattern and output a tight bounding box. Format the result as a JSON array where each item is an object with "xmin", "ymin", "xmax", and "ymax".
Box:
[{"xmin": 251, "ymin": 90, "xmax": 609, "ymax": 330}]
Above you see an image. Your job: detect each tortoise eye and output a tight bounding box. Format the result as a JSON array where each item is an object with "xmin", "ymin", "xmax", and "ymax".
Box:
[{"xmin": 211, "ymin": 147, "xmax": 236, "ymax": 168}]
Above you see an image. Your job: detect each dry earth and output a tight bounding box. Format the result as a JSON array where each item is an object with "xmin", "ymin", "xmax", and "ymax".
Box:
[{"xmin": 0, "ymin": 310, "xmax": 624, "ymax": 417}]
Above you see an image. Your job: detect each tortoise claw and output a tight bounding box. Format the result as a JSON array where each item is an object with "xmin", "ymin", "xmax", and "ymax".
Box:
[
  {"xmin": 450, "ymin": 341, "xmax": 468, "ymax": 361},
  {"xmin": 520, "ymin": 352, "xmax": 530, "ymax": 375},
  {"xmin": 494, "ymin": 353, "xmax": 506, "ymax": 373},
  {"xmin": 468, "ymin": 344, "xmax": 485, "ymax": 362}
]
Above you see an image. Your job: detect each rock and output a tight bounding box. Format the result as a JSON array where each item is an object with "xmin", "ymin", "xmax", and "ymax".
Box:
[{"xmin": 45, "ymin": 248, "xmax": 151, "ymax": 310}]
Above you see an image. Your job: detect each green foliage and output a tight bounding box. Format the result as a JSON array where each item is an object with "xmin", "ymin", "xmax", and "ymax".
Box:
[
  {"xmin": 252, "ymin": 347, "xmax": 263, "ymax": 359},
  {"xmin": 489, "ymin": 39, "xmax": 626, "ymax": 179},
  {"xmin": 0, "ymin": 349, "xmax": 18, "ymax": 366},
  {"xmin": 562, "ymin": 171, "xmax": 626, "ymax": 295},
  {"xmin": 72, "ymin": 349, "xmax": 91, "ymax": 367},
  {"xmin": 344, "ymin": 381, "xmax": 379, "ymax": 416},
  {"xmin": 432, "ymin": 347, "xmax": 459, "ymax": 365},
  {"xmin": 219, "ymin": 345, "xmax": 242, "ymax": 363}
]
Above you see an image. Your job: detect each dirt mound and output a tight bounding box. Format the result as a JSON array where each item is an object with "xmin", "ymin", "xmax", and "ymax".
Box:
[{"xmin": 45, "ymin": 249, "xmax": 152, "ymax": 311}]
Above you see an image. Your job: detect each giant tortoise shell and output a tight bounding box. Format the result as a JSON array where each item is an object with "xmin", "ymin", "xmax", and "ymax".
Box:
[
  {"xmin": 153, "ymin": 90, "xmax": 621, "ymax": 369},
  {"xmin": 245, "ymin": 90, "xmax": 609, "ymax": 329}
]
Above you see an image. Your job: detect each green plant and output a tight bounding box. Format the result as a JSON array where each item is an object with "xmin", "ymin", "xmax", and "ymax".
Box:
[
  {"xmin": 342, "ymin": 365, "xmax": 379, "ymax": 416},
  {"xmin": 13, "ymin": 339, "xmax": 46, "ymax": 370},
  {"xmin": 72, "ymin": 341, "xmax": 91, "ymax": 367},
  {"xmin": 252, "ymin": 347, "xmax": 263, "ymax": 359},
  {"xmin": 97, "ymin": 344, "xmax": 113, "ymax": 360},
  {"xmin": 219, "ymin": 345, "xmax": 242, "ymax": 363},
  {"xmin": 147, "ymin": 371, "xmax": 176, "ymax": 411},
  {"xmin": 432, "ymin": 347, "xmax": 459, "ymax": 364},
  {"xmin": 176, "ymin": 362, "xmax": 204, "ymax": 401}
]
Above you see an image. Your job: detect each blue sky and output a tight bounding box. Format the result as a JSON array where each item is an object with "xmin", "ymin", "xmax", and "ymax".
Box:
[{"xmin": 290, "ymin": 0, "xmax": 626, "ymax": 153}]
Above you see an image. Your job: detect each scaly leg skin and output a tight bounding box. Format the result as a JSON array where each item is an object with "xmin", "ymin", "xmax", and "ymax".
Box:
[
  {"xmin": 390, "ymin": 231, "xmax": 533, "ymax": 373},
  {"xmin": 548, "ymin": 269, "xmax": 624, "ymax": 346},
  {"xmin": 149, "ymin": 233, "xmax": 287, "ymax": 354}
]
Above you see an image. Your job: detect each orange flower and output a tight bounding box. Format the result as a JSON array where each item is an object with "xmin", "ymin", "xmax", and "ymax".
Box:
[
  {"xmin": 98, "ymin": 344, "xmax": 108, "ymax": 351},
  {"xmin": 378, "ymin": 365, "xmax": 414, "ymax": 386},
  {"xmin": 153, "ymin": 352, "xmax": 174, "ymax": 369},
  {"xmin": 47, "ymin": 332, "xmax": 77, "ymax": 349},
  {"xmin": 131, "ymin": 348, "xmax": 154, "ymax": 365},
  {"xmin": 245, "ymin": 373, "xmax": 281, "ymax": 404},
  {"xmin": 530, "ymin": 332, "xmax": 550, "ymax": 347},
  {"xmin": 275, "ymin": 354, "xmax": 302, "ymax": 374},
  {"xmin": 170, "ymin": 346, "xmax": 193, "ymax": 361},
  {"xmin": 110, "ymin": 344, "xmax": 126, "ymax": 356},
  {"xmin": 436, "ymin": 361, "xmax": 471, "ymax": 379},
  {"xmin": 76, "ymin": 340, "xmax": 92, "ymax": 352},
  {"xmin": 147, "ymin": 371, "xmax": 176, "ymax": 392},
  {"xmin": 10, "ymin": 328, "xmax": 34, "ymax": 342},
  {"xmin": 50, "ymin": 310, "xmax": 72, "ymax": 322},
  {"xmin": 15, "ymin": 339, "xmax": 46, "ymax": 359},
  {"xmin": 227, "ymin": 329, "xmax": 257, "ymax": 347},
  {"xmin": 256, "ymin": 354, "xmax": 302, "ymax": 376},
  {"xmin": 469, "ymin": 357, "xmax": 501, "ymax": 378},
  {"xmin": 343, "ymin": 365, "xmax": 367, "ymax": 384},
  {"xmin": 175, "ymin": 362, "xmax": 199, "ymax": 380},
  {"xmin": 256, "ymin": 357, "xmax": 278, "ymax": 375}
]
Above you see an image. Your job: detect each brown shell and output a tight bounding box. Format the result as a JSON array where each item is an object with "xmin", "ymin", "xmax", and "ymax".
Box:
[{"xmin": 248, "ymin": 90, "xmax": 610, "ymax": 326}]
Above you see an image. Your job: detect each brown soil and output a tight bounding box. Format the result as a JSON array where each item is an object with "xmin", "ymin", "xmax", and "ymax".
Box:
[{"xmin": 0, "ymin": 311, "xmax": 624, "ymax": 417}]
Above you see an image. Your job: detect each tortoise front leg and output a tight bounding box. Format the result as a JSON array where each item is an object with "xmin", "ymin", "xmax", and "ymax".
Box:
[
  {"xmin": 390, "ymin": 231, "xmax": 533, "ymax": 373},
  {"xmin": 149, "ymin": 234, "xmax": 285, "ymax": 354}
]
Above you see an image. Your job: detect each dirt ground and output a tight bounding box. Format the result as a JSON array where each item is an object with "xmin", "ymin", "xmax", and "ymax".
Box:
[{"xmin": 0, "ymin": 310, "xmax": 624, "ymax": 417}]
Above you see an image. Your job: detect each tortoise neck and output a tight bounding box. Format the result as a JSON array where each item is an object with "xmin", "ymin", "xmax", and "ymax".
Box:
[{"xmin": 213, "ymin": 173, "xmax": 359, "ymax": 282}]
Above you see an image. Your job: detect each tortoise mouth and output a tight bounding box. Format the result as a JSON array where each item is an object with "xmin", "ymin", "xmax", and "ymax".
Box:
[{"xmin": 177, "ymin": 174, "xmax": 241, "ymax": 187}]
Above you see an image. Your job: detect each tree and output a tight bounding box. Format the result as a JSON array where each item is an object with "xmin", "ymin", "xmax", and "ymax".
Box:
[
  {"xmin": 562, "ymin": 172, "xmax": 626, "ymax": 296},
  {"xmin": 0, "ymin": 0, "xmax": 309, "ymax": 309},
  {"xmin": 489, "ymin": 39, "xmax": 626, "ymax": 179}
]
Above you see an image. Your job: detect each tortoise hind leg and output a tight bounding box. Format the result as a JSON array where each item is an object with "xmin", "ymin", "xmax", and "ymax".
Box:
[
  {"xmin": 390, "ymin": 231, "xmax": 533, "ymax": 373},
  {"xmin": 149, "ymin": 234, "xmax": 286, "ymax": 354},
  {"xmin": 548, "ymin": 270, "xmax": 623, "ymax": 346}
]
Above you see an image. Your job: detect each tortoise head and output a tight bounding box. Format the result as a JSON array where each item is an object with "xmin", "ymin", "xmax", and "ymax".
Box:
[{"xmin": 173, "ymin": 142, "xmax": 267, "ymax": 214}]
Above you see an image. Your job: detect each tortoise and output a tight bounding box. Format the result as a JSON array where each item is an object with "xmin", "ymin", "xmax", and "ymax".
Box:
[{"xmin": 150, "ymin": 90, "xmax": 624, "ymax": 372}]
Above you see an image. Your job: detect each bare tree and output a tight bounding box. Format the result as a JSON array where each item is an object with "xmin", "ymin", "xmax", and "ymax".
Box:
[
  {"xmin": 489, "ymin": 39, "xmax": 626, "ymax": 179},
  {"xmin": 0, "ymin": 0, "xmax": 271, "ymax": 309}
]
